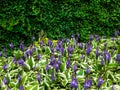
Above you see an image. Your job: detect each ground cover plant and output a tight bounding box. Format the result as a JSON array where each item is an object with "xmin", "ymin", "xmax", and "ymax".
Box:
[{"xmin": 0, "ymin": 31, "xmax": 120, "ymax": 90}]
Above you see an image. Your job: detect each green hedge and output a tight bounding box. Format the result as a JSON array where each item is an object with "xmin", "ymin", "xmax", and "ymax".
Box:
[{"xmin": 0, "ymin": 0, "xmax": 120, "ymax": 48}]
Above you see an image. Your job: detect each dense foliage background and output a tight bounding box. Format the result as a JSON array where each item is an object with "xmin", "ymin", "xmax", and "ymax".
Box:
[{"xmin": 0, "ymin": 0, "xmax": 120, "ymax": 48}]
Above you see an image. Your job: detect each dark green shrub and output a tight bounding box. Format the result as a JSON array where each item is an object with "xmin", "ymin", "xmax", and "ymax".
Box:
[{"xmin": 0, "ymin": 0, "xmax": 120, "ymax": 48}]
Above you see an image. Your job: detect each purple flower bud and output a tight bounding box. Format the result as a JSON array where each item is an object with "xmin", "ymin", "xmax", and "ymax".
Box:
[
  {"xmin": 46, "ymin": 64, "xmax": 50, "ymax": 71},
  {"xmin": 57, "ymin": 40, "xmax": 62, "ymax": 47},
  {"xmin": 86, "ymin": 67, "xmax": 90, "ymax": 74},
  {"xmin": 13, "ymin": 57, "xmax": 17, "ymax": 64},
  {"xmin": 37, "ymin": 73, "xmax": 41, "ymax": 84},
  {"xmin": 32, "ymin": 46, "xmax": 36, "ymax": 51},
  {"xmin": 60, "ymin": 47, "xmax": 64, "ymax": 55},
  {"xmin": 111, "ymin": 37, "xmax": 115, "ymax": 41},
  {"xmin": 70, "ymin": 77, "xmax": 78, "ymax": 89},
  {"xmin": 9, "ymin": 43, "xmax": 14, "ymax": 49},
  {"xmin": 56, "ymin": 46, "xmax": 59, "ymax": 51},
  {"xmin": 24, "ymin": 54, "xmax": 28, "ymax": 59},
  {"xmin": 112, "ymin": 86, "xmax": 114, "ymax": 90},
  {"xmin": 0, "ymin": 52, "xmax": 2, "ymax": 57},
  {"xmin": 48, "ymin": 39, "xmax": 52, "ymax": 47},
  {"xmin": 90, "ymin": 34, "xmax": 93, "ymax": 41},
  {"xmin": 114, "ymin": 30, "xmax": 119, "ymax": 36},
  {"xmin": 38, "ymin": 54, "xmax": 41, "ymax": 61},
  {"xmin": 50, "ymin": 59, "xmax": 54, "ymax": 66},
  {"xmin": 50, "ymin": 48, "xmax": 54, "ymax": 53},
  {"xmin": 73, "ymin": 64, "xmax": 77, "ymax": 72},
  {"xmin": 66, "ymin": 59, "xmax": 70, "ymax": 69},
  {"xmin": 26, "ymin": 49, "xmax": 32, "ymax": 56},
  {"xmin": 68, "ymin": 46, "xmax": 74, "ymax": 54},
  {"xmin": 58, "ymin": 59, "xmax": 61, "ymax": 66},
  {"xmin": 81, "ymin": 54, "xmax": 85, "ymax": 59},
  {"xmin": 2, "ymin": 64, "xmax": 7, "ymax": 71},
  {"xmin": 71, "ymin": 34, "xmax": 75, "ymax": 38},
  {"xmin": 19, "ymin": 85, "xmax": 24, "ymax": 90},
  {"xmin": 3, "ymin": 77, "xmax": 8, "ymax": 85},
  {"xmin": 39, "ymin": 41, "xmax": 44, "ymax": 46},
  {"xmin": 18, "ymin": 74, "xmax": 21, "ymax": 83},
  {"xmin": 95, "ymin": 35, "xmax": 100, "ymax": 41},
  {"xmin": 51, "ymin": 73, "xmax": 55, "ymax": 81},
  {"xmin": 116, "ymin": 54, "xmax": 120, "ymax": 63},
  {"xmin": 20, "ymin": 42, "xmax": 24, "ymax": 51},
  {"xmin": 78, "ymin": 43, "xmax": 83, "ymax": 49},
  {"xmin": 18, "ymin": 58, "xmax": 24, "ymax": 66},
  {"xmin": 86, "ymin": 45, "xmax": 92, "ymax": 55},
  {"xmin": 55, "ymin": 63, "xmax": 59, "ymax": 72},
  {"xmin": 84, "ymin": 79, "xmax": 92, "ymax": 89},
  {"xmin": 103, "ymin": 53, "xmax": 111, "ymax": 61},
  {"xmin": 97, "ymin": 77, "xmax": 103, "ymax": 88},
  {"xmin": 68, "ymin": 53, "xmax": 72, "ymax": 57}
]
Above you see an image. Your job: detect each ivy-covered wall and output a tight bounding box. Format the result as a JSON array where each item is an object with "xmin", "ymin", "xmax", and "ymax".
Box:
[{"xmin": 0, "ymin": 0, "xmax": 120, "ymax": 48}]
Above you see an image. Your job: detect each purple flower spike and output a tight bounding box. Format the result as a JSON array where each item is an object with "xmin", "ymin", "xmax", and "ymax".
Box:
[
  {"xmin": 73, "ymin": 64, "xmax": 77, "ymax": 72},
  {"xmin": 48, "ymin": 39, "xmax": 52, "ymax": 47},
  {"xmin": 0, "ymin": 52, "xmax": 2, "ymax": 57},
  {"xmin": 114, "ymin": 30, "xmax": 119, "ymax": 36},
  {"xmin": 39, "ymin": 41, "xmax": 44, "ymax": 46},
  {"xmin": 86, "ymin": 45, "xmax": 92, "ymax": 55},
  {"xmin": 71, "ymin": 34, "xmax": 75, "ymax": 38},
  {"xmin": 18, "ymin": 58, "xmax": 24, "ymax": 66},
  {"xmin": 97, "ymin": 77, "xmax": 103, "ymax": 88},
  {"xmin": 66, "ymin": 59, "xmax": 70, "ymax": 69},
  {"xmin": 81, "ymin": 54, "xmax": 85, "ymax": 59},
  {"xmin": 20, "ymin": 42, "xmax": 24, "ymax": 51},
  {"xmin": 50, "ymin": 48, "xmax": 54, "ymax": 53},
  {"xmin": 70, "ymin": 77, "xmax": 78, "ymax": 89},
  {"xmin": 95, "ymin": 35, "xmax": 100, "ymax": 41},
  {"xmin": 13, "ymin": 57, "xmax": 17, "ymax": 64},
  {"xmin": 78, "ymin": 43, "xmax": 83, "ymax": 49},
  {"xmin": 96, "ymin": 48, "xmax": 99, "ymax": 59},
  {"xmin": 3, "ymin": 77, "xmax": 8, "ymax": 85},
  {"xmin": 18, "ymin": 74, "xmax": 21, "ymax": 83},
  {"xmin": 103, "ymin": 53, "xmax": 111, "ymax": 62},
  {"xmin": 38, "ymin": 54, "xmax": 41, "ymax": 61},
  {"xmin": 2, "ymin": 64, "xmax": 8, "ymax": 71},
  {"xmin": 67, "ymin": 46, "xmax": 74, "ymax": 54},
  {"xmin": 37, "ymin": 73, "xmax": 41, "ymax": 84},
  {"xmin": 55, "ymin": 63, "xmax": 59, "ymax": 72},
  {"xmin": 60, "ymin": 47, "xmax": 64, "ymax": 55},
  {"xmin": 58, "ymin": 59, "xmax": 61, "ymax": 66},
  {"xmin": 32, "ymin": 46, "xmax": 36, "ymax": 51},
  {"xmin": 46, "ymin": 64, "xmax": 50, "ymax": 71},
  {"xmin": 19, "ymin": 85, "xmax": 24, "ymax": 90},
  {"xmin": 90, "ymin": 34, "xmax": 93, "ymax": 41},
  {"xmin": 51, "ymin": 73, "xmax": 55, "ymax": 81},
  {"xmin": 116, "ymin": 54, "xmax": 120, "ymax": 63},
  {"xmin": 86, "ymin": 67, "xmax": 90, "ymax": 74},
  {"xmin": 84, "ymin": 79, "xmax": 92, "ymax": 89},
  {"xmin": 9, "ymin": 43, "xmax": 14, "ymax": 49}
]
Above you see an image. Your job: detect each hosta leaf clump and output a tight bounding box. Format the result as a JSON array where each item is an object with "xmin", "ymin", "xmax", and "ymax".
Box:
[{"xmin": 0, "ymin": 31, "xmax": 120, "ymax": 89}]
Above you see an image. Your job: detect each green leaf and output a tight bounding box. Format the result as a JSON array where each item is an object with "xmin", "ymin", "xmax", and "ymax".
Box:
[
  {"xmin": 25, "ymin": 85, "xmax": 33, "ymax": 90},
  {"xmin": 23, "ymin": 63, "xmax": 31, "ymax": 71},
  {"xmin": 32, "ymin": 85, "xmax": 39, "ymax": 90},
  {"xmin": 27, "ymin": 57, "xmax": 35, "ymax": 69}
]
